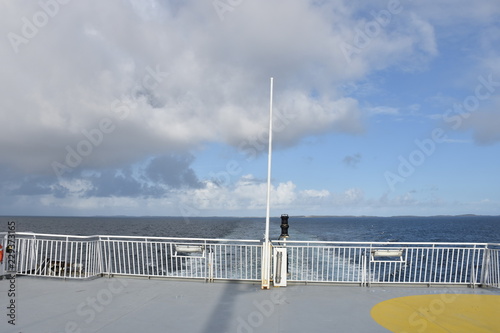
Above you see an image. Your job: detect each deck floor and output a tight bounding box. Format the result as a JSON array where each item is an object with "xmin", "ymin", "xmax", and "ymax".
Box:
[{"xmin": 1, "ymin": 276, "xmax": 499, "ymax": 332}]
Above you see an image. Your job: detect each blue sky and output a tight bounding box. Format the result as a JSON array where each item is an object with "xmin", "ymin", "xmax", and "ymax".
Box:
[{"xmin": 1, "ymin": 0, "xmax": 499, "ymax": 217}]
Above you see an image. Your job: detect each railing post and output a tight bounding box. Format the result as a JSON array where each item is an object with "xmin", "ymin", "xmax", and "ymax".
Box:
[
  {"xmin": 207, "ymin": 243, "xmax": 214, "ymax": 282},
  {"xmin": 64, "ymin": 236, "xmax": 69, "ymax": 279},
  {"xmin": 481, "ymin": 247, "xmax": 490, "ymax": 287},
  {"xmin": 367, "ymin": 245, "xmax": 373, "ymax": 287},
  {"xmin": 470, "ymin": 245, "xmax": 477, "ymax": 288},
  {"xmin": 361, "ymin": 250, "xmax": 366, "ymax": 287},
  {"xmin": 106, "ymin": 237, "xmax": 112, "ymax": 278},
  {"xmin": 32, "ymin": 235, "xmax": 37, "ymax": 276},
  {"xmin": 261, "ymin": 240, "xmax": 271, "ymax": 289},
  {"xmin": 97, "ymin": 237, "xmax": 104, "ymax": 277}
]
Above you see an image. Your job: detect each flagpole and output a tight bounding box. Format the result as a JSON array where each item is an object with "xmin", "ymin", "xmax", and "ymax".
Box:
[
  {"xmin": 265, "ymin": 77, "xmax": 273, "ymax": 243},
  {"xmin": 261, "ymin": 77, "xmax": 273, "ymax": 289}
]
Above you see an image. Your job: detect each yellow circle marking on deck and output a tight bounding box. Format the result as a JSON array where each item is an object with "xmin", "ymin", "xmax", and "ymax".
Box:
[{"xmin": 370, "ymin": 294, "xmax": 500, "ymax": 332}]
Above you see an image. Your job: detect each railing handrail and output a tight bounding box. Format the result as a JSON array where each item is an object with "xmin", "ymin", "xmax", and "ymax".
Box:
[
  {"xmin": 98, "ymin": 235, "xmax": 261, "ymax": 243},
  {"xmin": 272, "ymin": 239, "xmax": 490, "ymax": 247},
  {"xmin": 14, "ymin": 232, "xmax": 260, "ymax": 243},
  {"xmin": 15, "ymin": 232, "xmax": 100, "ymax": 239}
]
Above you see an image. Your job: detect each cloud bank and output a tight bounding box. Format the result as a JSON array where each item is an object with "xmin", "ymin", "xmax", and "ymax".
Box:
[{"xmin": 1, "ymin": 0, "xmax": 498, "ymax": 215}]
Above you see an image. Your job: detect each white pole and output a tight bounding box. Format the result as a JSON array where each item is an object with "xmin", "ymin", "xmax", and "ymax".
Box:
[
  {"xmin": 265, "ymin": 77, "xmax": 273, "ymax": 243},
  {"xmin": 261, "ymin": 77, "xmax": 274, "ymax": 289}
]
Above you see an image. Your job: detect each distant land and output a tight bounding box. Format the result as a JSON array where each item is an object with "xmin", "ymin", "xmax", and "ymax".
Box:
[{"xmin": 1, "ymin": 214, "xmax": 498, "ymax": 219}]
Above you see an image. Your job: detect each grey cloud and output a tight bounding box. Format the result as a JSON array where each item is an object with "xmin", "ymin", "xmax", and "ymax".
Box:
[
  {"xmin": 83, "ymin": 169, "xmax": 144, "ymax": 198},
  {"xmin": 80, "ymin": 153, "xmax": 203, "ymax": 198},
  {"xmin": 1, "ymin": 168, "xmax": 69, "ymax": 198},
  {"xmin": 465, "ymin": 111, "xmax": 500, "ymax": 145},
  {"xmin": 2, "ymin": 152, "xmax": 203, "ymax": 199},
  {"xmin": 343, "ymin": 153, "xmax": 362, "ymax": 168},
  {"xmin": 145, "ymin": 154, "xmax": 202, "ymax": 189},
  {"xmin": 10, "ymin": 177, "xmax": 54, "ymax": 196}
]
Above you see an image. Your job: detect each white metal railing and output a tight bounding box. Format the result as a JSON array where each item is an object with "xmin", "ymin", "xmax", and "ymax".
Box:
[
  {"xmin": 273, "ymin": 240, "xmax": 489, "ymax": 287},
  {"xmin": 12, "ymin": 233, "xmax": 261, "ymax": 281},
  {"xmin": 284, "ymin": 243, "xmax": 365, "ymax": 283},
  {"xmin": 482, "ymin": 244, "xmax": 500, "ymax": 288},
  {"xmin": 10, "ymin": 233, "xmax": 500, "ymax": 288},
  {"xmin": 14, "ymin": 233, "xmax": 101, "ymax": 279},
  {"xmin": 98, "ymin": 235, "xmax": 261, "ymax": 281}
]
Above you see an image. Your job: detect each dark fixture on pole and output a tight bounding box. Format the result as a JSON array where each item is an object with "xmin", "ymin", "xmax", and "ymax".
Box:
[{"xmin": 280, "ymin": 214, "xmax": 289, "ymax": 238}]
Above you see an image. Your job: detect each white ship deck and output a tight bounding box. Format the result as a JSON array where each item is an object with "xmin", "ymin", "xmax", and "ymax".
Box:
[{"xmin": 1, "ymin": 276, "xmax": 499, "ymax": 333}]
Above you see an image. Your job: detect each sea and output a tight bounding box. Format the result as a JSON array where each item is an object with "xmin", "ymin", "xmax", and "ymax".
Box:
[{"xmin": 1, "ymin": 215, "xmax": 499, "ymax": 243}]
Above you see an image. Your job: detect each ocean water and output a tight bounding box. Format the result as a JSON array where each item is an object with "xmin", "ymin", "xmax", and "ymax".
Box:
[{"xmin": 1, "ymin": 215, "xmax": 499, "ymax": 243}]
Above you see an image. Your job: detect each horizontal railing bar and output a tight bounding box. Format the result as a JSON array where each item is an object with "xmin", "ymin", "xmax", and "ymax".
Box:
[
  {"xmin": 15, "ymin": 232, "xmax": 100, "ymax": 239},
  {"xmin": 272, "ymin": 240, "xmax": 490, "ymax": 246},
  {"xmin": 284, "ymin": 245, "xmax": 483, "ymax": 252},
  {"xmin": 15, "ymin": 232, "xmax": 261, "ymax": 243},
  {"xmin": 98, "ymin": 236, "xmax": 261, "ymax": 243}
]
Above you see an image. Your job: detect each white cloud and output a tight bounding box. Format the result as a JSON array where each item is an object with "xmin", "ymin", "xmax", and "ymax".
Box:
[
  {"xmin": 2, "ymin": 170, "xmax": 497, "ymax": 216},
  {"xmin": 301, "ymin": 189, "xmax": 331, "ymax": 198},
  {"xmin": 410, "ymin": 0, "xmax": 500, "ymax": 26},
  {"xmin": 0, "ymin": 0, "xmax": 444, "ymax": 177},
  {"xmin": 367, "ymin": 106, "xmax": 400, "ymax": 115}
]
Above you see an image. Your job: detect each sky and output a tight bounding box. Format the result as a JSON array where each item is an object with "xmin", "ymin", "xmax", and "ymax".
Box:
[{"xmin": 1, "ymin": 0, "xmax": 499, "ymax": 217}]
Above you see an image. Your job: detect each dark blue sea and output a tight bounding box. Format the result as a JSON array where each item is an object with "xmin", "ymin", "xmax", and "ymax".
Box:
[{"xmin": 1, "ymin": 215, "xmax": 499, "ymax": 243}]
